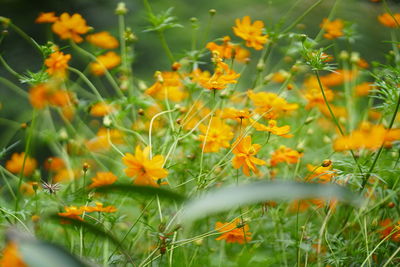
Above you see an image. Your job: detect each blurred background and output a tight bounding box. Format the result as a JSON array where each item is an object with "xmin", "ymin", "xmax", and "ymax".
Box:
[{"xmin": 0, "ymin": 0, "xmax": 399, "ymax": 149}]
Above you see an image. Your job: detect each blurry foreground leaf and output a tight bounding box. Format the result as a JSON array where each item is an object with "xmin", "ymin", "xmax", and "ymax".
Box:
[
  {"xmin": 6, "ymin": 229, "xmax": 86, "ymax": 267},
  {"xmin": 180, "ymin": 181, "xmax": 363, "ymax": 223},
  {"xmin": 92, "ymin": 184, "xmax": 186, "ymax": 202}
]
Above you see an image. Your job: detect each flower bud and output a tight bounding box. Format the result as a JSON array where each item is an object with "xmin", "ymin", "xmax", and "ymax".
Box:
[
  {"xmin": 209, "ymin": 9, "xmax": 217, "ymax": 16},
  {"xmin": 115, "ymin": 2, "xmax": 128, "ymax": 15}
]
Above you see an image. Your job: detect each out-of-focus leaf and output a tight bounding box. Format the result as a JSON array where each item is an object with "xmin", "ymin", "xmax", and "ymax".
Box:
[
  {"xmin": 179, "ymin": 181, "xmax": 363, "ymax": 223},
  {"xmin": 11, "ymin": 236, "xmax": 87, "ymax": 267},
  {"xmin": 92, "ymin": 184, "xmax": 186, "ymax": 202}
]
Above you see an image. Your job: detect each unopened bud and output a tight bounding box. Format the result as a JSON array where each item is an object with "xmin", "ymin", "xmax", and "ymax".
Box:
[
  {"xmin": 209, "ymin": 9, "xmax": 216, "ymax": 16},
  {"xmin": 321, "ymin": 159, "xmax": 332, "ymax": 167},
  {"xmin": 83, "ymin": 162, "xmax": 90, "ymax": 172},
  {"xmin": 115, "ymin": 2, "xmax": 128, "ymax": 15}
]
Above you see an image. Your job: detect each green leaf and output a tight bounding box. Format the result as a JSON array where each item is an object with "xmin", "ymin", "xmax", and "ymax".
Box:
[
  {"xmin": 92, "ymin": 184, "xmax": 186, "ymax": 202},
  {"xmin": 17, "ymin": 239, "xmax": 87, "ymax": 267},
  {"xmin": 179, "ymin": 181, "xmax": 363, "ymax": 223}
]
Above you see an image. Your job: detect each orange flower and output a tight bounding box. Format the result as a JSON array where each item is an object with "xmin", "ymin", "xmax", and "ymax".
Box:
[
  {"xmin": 44, "ymin": 157, "xmax": 65, "ymax": 171},
  {"xmin": 233, "ymin": 16, "xmax": 268, "ymax": 50},
  {"xmin": 199, "ymin": 62, "xmax": 240, "ymax": 90},
  {"xmin": 122, "ymin": 146, "xmax": 168, "ymax": 187},
  {"xmin": 83, "ymin": 202, "xmax": 117, "ymax": 213},
  {"xmin": 270, "ymin": 146, "xmax": 302, "ymax": 167},
  {"xmin": 248, "ymin": 90, "xmax": 298, "ymax": 119},
  {"xmin": 58, "ymin": 206, "xmax": 84, "ymax": 221},
  {"xmin": 53, "ymin": 168, "xmax": 78, "ymax": 183},
  {"xmin": 250, "ymin": 119, "xmax": 293, "ymax": 138},
  {"xmin": 35, "ymin": 12, "xmax": 58, "ymax": 23},
  {"xmin": 320, "ymin": 18, "xmax": 344, "ymax": 39},
  {"xmin": 44, "ymin": 51, "xmax": 71, "ymax": 77},
  {"xmin": 215, "ymin": 218, "xmax": 252, "ymax": 244},
  {"xmin": 378, "ymin": 13, "xmax": 400, "ymax": 28},
  {"xmin": 0, "ymin": 242, "xmax": 27, "ymax": 267},
  {"xmin": 305, "ymin": 164, "xmax": 335, "ymax": 183},
  {"xmin": 221, "ymin": 107, "xmax": 252, "ymax": 123},
  {"xmin": 319, "ymin": 70, "xmax": 357, "ymax": 87},
  {"xmin": 206, "ymin": 36, "xmax": 250, "ymax": 63},
  {"xmin": 90, "ymin": 51, "xmax": 121, "ymax": 76},
  {"xmin": 271, "ymin": 70, "xmax": 290, "ymax": 83},
  {"xmin": 6, "ymin": 152, "xmax": 37, "ymax": 176},
  {"xmin": 179, "ymin": 101, "xmax": 211, "ymax": 130},
  {"xmin": 85, "ymin": 128, "xmax": 125, "ymax": 152},
  {"xmin": 355, "ymin": 82, "xmax": 375, "ymax": 96},
  {"xmin": 86, "ymin": 31, "xmax": 119, "ymax": 49},
  {"xmin": 145, "ymin": 71, "xmax": 187, "ymax": 102},
  {"xmin": 29, "ymin": 84, "xmax": 72, "ymax": 109},
  {"xmin": 52, "ymin": 13, "xmax": 90, "ymax": 43},
  {"xmin": 189, "ymin": 68, "xmax": 211, "ymax": 85},
  {"xmin": 199, "ymin": 117, "xmax": 234, "ymax": 153},
  {"xmin": 90, "ymin": 102, "xmax": 116, "ymax": 117},
  {"xmin": 333, "ymin": 122, "xmax": 400, "ymax": 151},
  {"xmin": 379, "ymin": 219, "xmax": 400, "ymax": 242},
  {"xmin": 232, "ymin": 136, "xmax": 266, "ymax": 176},
  {"xmin": 88, "ymin": 172, "xmax": 117, "ymax": 188}
]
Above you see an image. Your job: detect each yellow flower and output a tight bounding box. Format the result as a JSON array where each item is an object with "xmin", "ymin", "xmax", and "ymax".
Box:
[
  {"xmin": 122, "ymin": 146, "xmax": 168, "ymax": 187},
  {"xmin": 45, "ymin": 51, "xmax": 71, "ymax": 77},
  {"xmin": 333, "ymin": 122, "xmax": 400, "ymax": 151},
  {"xmin": 378, "ymin": 13, "xmax": 400, "ymax": 28},
  {"xmin": 52, "ymin": 13, "xmax": 90, "ymax": 43},
  {"xmin": 319, "ymin": 69, "xmax": 357, "ymax": 87},
  {"xmin": 29, "ymin": 84, "xmax": 73, "ymax": 109},
  {"xmin": 250, "ymin": 119, "xmax": 293, "ymax": 138},
  {"xmin": 215, "ymin": 218, "xmax": 252, "ymax": 244},
  {"xmin": 6, "ymin": 152, "xmax": 37, "ymax": 176},
  {"xmin": 320, "ymin": 18, "xmax": 344, "ymax": 39},
  {"xmin": 90, "ymin": 51, "xmax": 121, "ymax": 76},
  {"xmin": 206, "ymin": 36, "xmax": 250, "ymax": 63},
  {"xmin": 58, "ymin": 206, "xmax": 84, "ymax": 221},
  {"xmin": 86, "ymin": 31, "xmax": 119, "ymax": 49},
  {"xmin": 90, "ymin": 102, "xmax": 116, "ymax": 117},
  {"xmin": 233, "ymin": 16, "xmax": 268, "ymax": 50},
  {"xmin": 35, "ymin": 12, "xmax": 58, "ymax": 23},
  {"xmin": 199, "ymin": 117, "xmax": 234, "ymax": 153},
  {"xmin": 85, "ymin": 128, "xmax": 124, "ymax": 152},
  {"xmin": 199, "ymin": 62, "xmax": 240, "ymax": 90},
  {"xmin": 83, "ymin": 202, "xmax": 117, "ymax": 213},
  {"xmin": 0, "ymin": 242, "xmax": 27, "ymax": 267},
  {"xmin": 305, "ymin": 164, "xmax": 335, "ymax": 183},
  {"xmin": 145, "ymin": 71, "xmax": 187, "ymax": 102},
  {"xmin": 232, "ymin": 136, "xmax": 266, "ymax": 176},
  {"xmin": 355, "ymin": 82, "xmax": 375, "ymax": 96},
  {"xmin": 270, "ymin": 146, "xmax": 302, "ymax": 167},
  {"xmin": 248, "ymin": 90, "xmax": 298, "ymax": 119},
  {"xmin": 88, "ymin": 172, "xmax": 118, "ymax": 188},
  {"xmin": 221, "ymin": 107, "xmax": 252, "ymax": 123}
]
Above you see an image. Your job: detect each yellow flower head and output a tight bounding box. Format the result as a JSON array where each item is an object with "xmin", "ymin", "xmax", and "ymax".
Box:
[
  {"xmin": 333, "ymin": 122, "xmax": 400, "ymax": 151},
  {"xmin": 83, "ymin": 202, "xmax": 117, "ymax": 213},
  {"xmin": 215, "ymin": 218, "xmax": 252, "ymax": 244},
  {"xmin": 88, "ymin": 172, "xmax": 118, "ymax": 189},
  {"xmin": 206, "ymin": 36, "xmax": 250, "ymax": 63},
  {"xmin": 0, "ymin": 242, "xmax": 27, "ymax": 267},
  {"xmin": 90, "ymin": 51, "xmax": 121, "ymax": 76},
  {"xmin": 250, "ymin": 119, "xmax": 293, "ymax": 138},
  {"xmin": 199, "ymin": 62, "xmax": 240, "ymax": 90},
  {"xmin": 6, "ymin": 152, "xmax": 37, "ymax": 176},
  {"xmin": 233, "ymin": 16, "xmax": 268, "ymax": 50},
  {"xmin": 29, "ymin": 84, "xmax": 73, "ymax": 109},
  {"xmin": 145, "ymin": 71, "xmax": 187, "ymax": 102},
  {"xmin": 378, "ymin": 13, "xmax": 400, "ymax": 28},
  {"xmin": 232, "ymin": 135, "xmax": 266, "ymax": 176},
  {"xmin": 58, "ymin": 206, "xmax": 84, "ymax": 221},
  {"xmin": 221, "ymin": 107, "xmax": 252, "ymax": 123},
  {"xmin": 35, "ymin": 12, "xmax": 58, "ymax": 23},
  {"xmin": 86, "ymin": 31, "xmax": 119, "ymax": 49},
  {"xmin": 199, "ymin": 117, "xmax": 234, "ymax": 153},
  {"xmin": 52, "ymin": 13, "xmax": 90, "ymax": 43},
  {"xmin": 270, "ymin": 145, "xmax": 302, "ymax": 167},
  {"xmin": 320, "ymin": 18, "xmax": 344, "ymax": 40},
  {"xmin": 122, "ymin": 146, "xmax": 168, "ymax": 187},
  {"xmin": 44, "ymin": 51, "xmax": 71, "ymax": 77},
  {"xmin": 305, "ymin": 164, "xmax": 335, "ymax": 183},
  {"xmin": 90, "ymin": 102, "xmax": 116, "ymax": 117},
  {"xmin": 248, "ymin": 90, "xmax": 298, "ymax": 119}
]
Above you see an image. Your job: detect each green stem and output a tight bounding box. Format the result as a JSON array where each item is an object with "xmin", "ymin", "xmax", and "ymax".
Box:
[
  {"xmin": 157, "ymin": 31, "xmax": 175, "ymax": 63},
  {"xmin": 281, "ymin": 0, "xmax": 323, "ymax": 34},
  {"xmin": 0, "ymin": 55, "xmax": 22, "ymax": 79}
]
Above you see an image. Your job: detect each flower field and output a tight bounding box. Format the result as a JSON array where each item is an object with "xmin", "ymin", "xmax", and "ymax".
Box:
[{"xmin": 1, "ymin": 0, "xmax": 400, "ymax": 266}]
